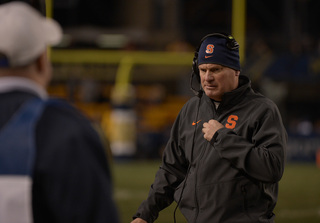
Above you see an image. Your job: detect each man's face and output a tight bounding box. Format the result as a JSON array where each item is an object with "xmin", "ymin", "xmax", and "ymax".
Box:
[{"xmin": 198, "ymin": 63, "xmax": 240, "ymax": 101}]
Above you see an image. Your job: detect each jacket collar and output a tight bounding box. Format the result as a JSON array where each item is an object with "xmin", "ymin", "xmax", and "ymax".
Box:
[
  {"xmin": 203, "ymin": 75, "xmax": 251, "ymax": 111},
  {"xmin": 0, "ymin": 76, "xmax": 48, "ymax": 99}
]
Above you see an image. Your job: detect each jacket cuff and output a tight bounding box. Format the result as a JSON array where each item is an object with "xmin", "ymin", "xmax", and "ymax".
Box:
[
  {"xmin": 133, "ymin": 212, "xmax": 154, "ymax": 223},
  {"xmin": 210, "ymin": 129, "xmax": 220, "ymax": 146}
]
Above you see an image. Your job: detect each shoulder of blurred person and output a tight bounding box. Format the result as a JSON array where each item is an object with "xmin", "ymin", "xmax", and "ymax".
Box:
[{"xmin": 0, "ymin": 2, "xmax": 119, "ymax": 223}]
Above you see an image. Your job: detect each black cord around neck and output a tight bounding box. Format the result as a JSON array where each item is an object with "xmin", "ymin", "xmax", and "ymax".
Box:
[{"xmin": 190, "ymin": 71, "xmax": 203, "ymax": 98}]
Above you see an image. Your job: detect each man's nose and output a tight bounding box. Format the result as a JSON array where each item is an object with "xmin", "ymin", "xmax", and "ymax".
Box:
[{"xmin": 204, "ymin": 72, "xmax": 214, "ymax": 81}]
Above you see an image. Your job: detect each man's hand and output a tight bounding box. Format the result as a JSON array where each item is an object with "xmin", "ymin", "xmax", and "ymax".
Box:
[
  {"xmin": 131, "ymin": 218, "xmax": 147, "ymax": 223},
  {"xmin": 202, "ymin": 119, "xmax": 224, "ymax": 141}
]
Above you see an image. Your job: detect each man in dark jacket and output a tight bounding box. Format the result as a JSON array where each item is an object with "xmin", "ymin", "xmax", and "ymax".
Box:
[
  {"xmin": 0, "ymin": 2, "xmax": 119, "ymax": 223},
  {"xmin": 132, "ymin": 33, "xmax": 287, "ymax": 223}
]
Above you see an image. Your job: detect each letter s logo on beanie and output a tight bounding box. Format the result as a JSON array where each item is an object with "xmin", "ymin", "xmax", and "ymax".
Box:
[{"xmin": 205, "ymin": 44, "xmax": 214, "ymax": 54}]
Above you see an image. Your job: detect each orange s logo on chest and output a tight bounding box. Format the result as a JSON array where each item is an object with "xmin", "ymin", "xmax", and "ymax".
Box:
[{"xmin": 225, "ymin": 115, "xmax": 238, "ymax": 129}]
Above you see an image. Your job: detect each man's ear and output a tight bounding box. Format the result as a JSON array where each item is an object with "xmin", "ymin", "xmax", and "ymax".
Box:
[
  {"xmin": 235, "ymin": 70, "xmax": 240, "ymax": 76},
  {"xmin": 35, "ymin": 51, "xmax": 47, "ymax": 73},
  {"xmin": 33, "ymin": 50, "xmax": 51, "ymax": 87}
]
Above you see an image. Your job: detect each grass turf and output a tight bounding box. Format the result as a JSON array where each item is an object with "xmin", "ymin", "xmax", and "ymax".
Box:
[{"xmin": 112, "ymin": 160, "xmax": 320, "ymax": 223}]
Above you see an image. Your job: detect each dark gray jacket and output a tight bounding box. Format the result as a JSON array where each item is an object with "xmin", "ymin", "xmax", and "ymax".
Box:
[{"xmin": 134, "ymin": 75, "xmax": 287, "ymax": 223}]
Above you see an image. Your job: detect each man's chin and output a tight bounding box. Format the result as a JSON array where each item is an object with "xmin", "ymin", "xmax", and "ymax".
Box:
[{"xmin": 204, "ymin": 88, "xmax": 215, "ymax": 94}]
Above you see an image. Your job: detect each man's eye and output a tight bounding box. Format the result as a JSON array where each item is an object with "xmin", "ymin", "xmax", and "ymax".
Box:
[{"xmin": 213, "ymin": 68, "xmax": 223, "ymax": 73}]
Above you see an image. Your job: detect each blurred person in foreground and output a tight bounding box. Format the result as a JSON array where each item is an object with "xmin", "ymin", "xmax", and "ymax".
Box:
[
  {"xmin": 132, "ymin": 33, "xmax": 287, "ymax": 223},
  {"xmin": 0, "ymin": 2, "xmax": 119, "ymax": 223}
]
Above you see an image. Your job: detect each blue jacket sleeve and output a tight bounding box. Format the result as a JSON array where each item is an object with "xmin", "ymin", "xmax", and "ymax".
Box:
[{"xmin": 33, "ymin": 101, "xmax": 119, "ymax": 223}]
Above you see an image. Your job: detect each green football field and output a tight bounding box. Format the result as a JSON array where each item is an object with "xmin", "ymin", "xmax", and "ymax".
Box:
[{"xmin": 112, "ymin": 161, "xmax": 320, "ymax": 223}]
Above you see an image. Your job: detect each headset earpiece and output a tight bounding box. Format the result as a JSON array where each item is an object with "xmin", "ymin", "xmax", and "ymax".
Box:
[{"xmin": 225, "ymin": 35, "xmax": 239, "ymax": 50}]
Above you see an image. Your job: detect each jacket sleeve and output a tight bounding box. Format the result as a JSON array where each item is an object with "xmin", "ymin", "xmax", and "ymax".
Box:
[
  {"xmin": 34, "ymin": 104, "xmax": 119, "ymax": 223},
  {"xmin": 133, "ymin": 111, "xmax": 189, "ymax": 223},
  {"xmin": 211, "ymin": 104, "xmax": 287, "ymax": 183}
]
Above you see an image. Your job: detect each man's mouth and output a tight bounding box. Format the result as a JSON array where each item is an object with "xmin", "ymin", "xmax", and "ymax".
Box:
[{"xmin": 205, "ymin": 85, "xmax": 217, "ymax": 89}]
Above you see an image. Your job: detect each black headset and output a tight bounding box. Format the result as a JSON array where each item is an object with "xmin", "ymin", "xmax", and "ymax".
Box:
[{"xmin": 191, "ymin": 32, "xmax": 239, "ymax": 81}]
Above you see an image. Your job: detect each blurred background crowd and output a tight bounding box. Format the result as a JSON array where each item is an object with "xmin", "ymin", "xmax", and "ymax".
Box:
[{"xmin": 4, "ymin": 0, "xmax": 320, "ymax": 162}]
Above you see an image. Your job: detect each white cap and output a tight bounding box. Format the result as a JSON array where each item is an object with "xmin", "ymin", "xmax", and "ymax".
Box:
[{"xmin": 0, "ymin": 1, "xmax": 62, "ymax": 67}]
